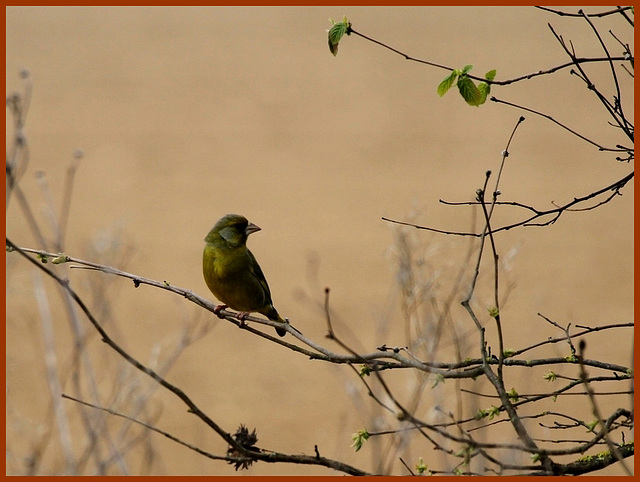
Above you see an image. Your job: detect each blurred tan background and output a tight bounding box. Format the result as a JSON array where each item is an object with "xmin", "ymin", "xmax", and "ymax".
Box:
[{"xmin": 6, "ymin": 6, "xmax": 634, "ymax": 475}]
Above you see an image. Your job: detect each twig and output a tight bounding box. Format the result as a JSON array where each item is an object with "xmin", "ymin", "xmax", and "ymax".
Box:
[
  {"xmin": 535, "ymin": 6, "xmax": 632, "ymax": 18},
  {"xmin": 7, "ymin": 239, "xmax": 371, "ymax": 476},
  {"xmin": 398, "ymin": 457, "xmax": 415, "ymax": 476},
  {"xmin": 61, "ymin": 394, "xmax": 247, "ymax": 465},
  {"xmin": 58, "ymin": 151, "xmax": 82, "ymax": 249},
  {"xmin": 383, "ymin": 171, "xmax": 634, "ymax": 237},
  {"xmin": 576, "ymin": 341, "xmax": 632, "ymax": 476},
  {"xmin": 491, "ymin": 96, "xmax": 626, "ymax": 152},
  {"xmin": 348, "ymin": 26, "xmax": 628, "ymax": 86},
  {"xmin": 32, "ymin": 272, "xmax": 76, "ymax": 474}
]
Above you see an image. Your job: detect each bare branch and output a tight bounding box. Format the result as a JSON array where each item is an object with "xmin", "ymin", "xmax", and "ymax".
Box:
[
  {"xmin": 383, "ymin": 171, "xmax": 633, "ymax": 237},
  {"xmin": 6, "ymin": 239, "xmax": 371, "ymax": 476}
]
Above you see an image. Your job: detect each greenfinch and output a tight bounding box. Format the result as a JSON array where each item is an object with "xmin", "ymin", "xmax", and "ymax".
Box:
[{"xmin": 203, "ymin": 214, "xmax": 287, "ymax": 336}]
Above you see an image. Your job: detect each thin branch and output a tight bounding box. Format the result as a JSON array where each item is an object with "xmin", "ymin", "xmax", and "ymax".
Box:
[
  {"xmin": 383, "ymin": 171, "xmax": 634, "ymax": 237},
  {"xmin": 61, "ymin": 394, "xmax": 237, "ymax": 464},
  {"xmin": 490, "ymin": 96, "xmax": 627, "ymax": 152},
  {"xmin": 32, "ymin": 272, "xmax": 76, "ymax": 474},
  {"xmin": 535, "ymin": 6, "xmax": 633, "ymax": 18},
  {"xmin": 347, "ymin": 26, "xmax": 628, "ymax": 87},
  {"xmin": 577, "ymin": 340, "xmax": 632, "ymax": 476},
  {"xmin": 348, "ymin": 27, "xmax": 451, "ymax": 72},
  {"xmin": 578, "ymin": 10, "xmax": 624, "ymax": 122},
  {"xmin": 398, "ymin": 457, "xmax": 415, "ymax": 476},
  {"xmin": 58, "ymin": 151, "xmax": 82, "ymax": 249},
  {"xmin": 6, "ymin": 239, "xmax": 371, "ymax": 476},
  {"xmin": 546, "ymin": 22, "xmax": 633, "ymax": 140}
]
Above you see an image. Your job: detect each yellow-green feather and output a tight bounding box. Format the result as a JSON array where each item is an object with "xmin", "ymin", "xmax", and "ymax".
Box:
[{"xmin": 203, "ymin": 214, "xmax": 286, "ymax": 336}]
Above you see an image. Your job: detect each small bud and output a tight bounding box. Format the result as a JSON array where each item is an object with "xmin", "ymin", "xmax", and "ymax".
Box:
[
  {"xmin": 52, "ymin": 254, "xmax": 70, "ymax": 264},
  {"xmin": 415, "ymin": 457, "xmax": 428, "ymax": 475}
]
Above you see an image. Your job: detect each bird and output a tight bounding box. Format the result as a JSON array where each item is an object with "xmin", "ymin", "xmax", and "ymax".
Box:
[{"xmin": 203, "ymin": 214, "xmax": 287, "ymax": 336}]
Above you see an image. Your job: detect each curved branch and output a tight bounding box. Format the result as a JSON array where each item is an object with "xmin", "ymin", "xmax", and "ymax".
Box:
[
  {"xmin": 346, "ymin": 21, "xmax": 629, "ymax": 87},
  {"xmin": 535, "ymin": 6, "xmax": 633, "ymax": 19},
  {"xmin": 6, "ymin": 239, "xmax": 371, "ymax": 476},
  {"xmin": 383, "ymin": 171, "xmax": 634, "ymax": 237},
  {"xmin": 7, "ymin": 237, "xmax": 632, "ymax": 376}
]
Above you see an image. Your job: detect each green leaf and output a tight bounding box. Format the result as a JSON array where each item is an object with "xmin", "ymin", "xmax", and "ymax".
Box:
[
  {"xmin": 508, "ymin": 387, "xmax": 519, "ymax": 403},
  {"xmin": 487, "ymin": 405, "xmax": 501, "ymax": 420},
  {"xmin": 454, "ymin": 444, "xmax": 472, "ymax": 464},
  {"xmin": 351, "ymin": 429, "xmax": 370, "ymax": 452},
  {"xmin": 431, "ymin": 373, "xmax": 445, "ymax": 388},
  {"xmin": 437, "ymin": 71, "xmax": 458, "ymax": 97},
  {"xmin": 544, "ymin": 371, "xmax": 557, "ymax": 382},
  {"xmin": 439, "ymin": 65, "xmax": 494, "ymax": 106},
  {"xmin": 474, "ymin": 408, "xmax": 489, "ymax": 420},
  {"xmin": 477, "ymin": 81, "xmax": 490, "ymax": 105},
  {"xmin": 585, "ymin": 420, "xmax": 598, "ymax": 432},
  {"xmin": 457, "ymin": 76, "xmax": 482, "ymax": 106},
  {"xmin": 415, "ymin": 457, "xmax": 428, "ymax": 475},
  {"xmin": 484, "ymin": 69, "xmax": 497, "ymax": 81},
  {"xmin": 503, "ymin": 348, "xmax": 516, "ymax": 358},
  {"xmin": 328, "ymin": 16, "xmax": 351, "ymax": 56},
  {"xmin": 475, "ymin": 70, "xmax": 496, "ymax": 106}
]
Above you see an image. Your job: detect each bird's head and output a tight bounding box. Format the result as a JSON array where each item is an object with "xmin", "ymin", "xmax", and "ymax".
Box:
[{"xmin": 206, "ymin": 214, "xmax": 261, "ymax": 248}]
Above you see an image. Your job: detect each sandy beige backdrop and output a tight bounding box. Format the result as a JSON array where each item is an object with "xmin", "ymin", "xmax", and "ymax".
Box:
[{"xmin": 6, "ymin": 6, "xmax": 634, "ymax": 475}]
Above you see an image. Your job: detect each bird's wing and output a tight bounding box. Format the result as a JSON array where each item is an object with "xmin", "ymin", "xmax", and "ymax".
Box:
[{"xmin": 247, "ymin": 249, "xmax": 273, "ymax": 303}]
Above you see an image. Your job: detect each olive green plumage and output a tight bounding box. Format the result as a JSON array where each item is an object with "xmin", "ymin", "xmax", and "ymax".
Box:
[{"xmin": 203, "ymin": 214, "xmax": 287, "ymax": 336}]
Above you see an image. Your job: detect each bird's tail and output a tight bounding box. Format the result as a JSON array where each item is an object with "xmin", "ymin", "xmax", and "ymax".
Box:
[
  {"xmin": 274, "ymin": 315, "xmax": 304, "ymax": 337},
  {"xmin": 275, "ymin": 315, "xmax": 287, "ymax": 337}
]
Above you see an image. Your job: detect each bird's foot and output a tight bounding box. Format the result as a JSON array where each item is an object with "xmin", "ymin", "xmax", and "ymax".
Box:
[
  {"xmin": 213, "ymin": 304, "xmax": 228, "ymax": 319},
  {"xmin": 236, "ymin": 312, "xmax": 250, "ymax": 328}
]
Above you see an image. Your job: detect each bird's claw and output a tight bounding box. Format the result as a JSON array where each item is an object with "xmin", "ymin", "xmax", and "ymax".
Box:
[
  {"xmin": 213, "ymin": 304, "xmax": 228, "ymax": 319},
  {"xmin": 236, "ymin": 312, "xmax": 250, "ymax": 328}
]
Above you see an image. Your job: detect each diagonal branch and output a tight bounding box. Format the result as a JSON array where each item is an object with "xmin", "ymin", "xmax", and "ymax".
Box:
[
  {"xmin": 383, "ymin": 171, "xmax": 633, "ymax": 237},
  {"xmin": 6, "ymin": 238, "xmax": 371, "ymax": 476}
]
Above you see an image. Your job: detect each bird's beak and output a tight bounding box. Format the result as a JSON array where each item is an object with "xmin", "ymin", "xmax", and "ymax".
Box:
[{"xmin": 245, "ymin": 222, "xmax": 261, "ymax": 236}]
